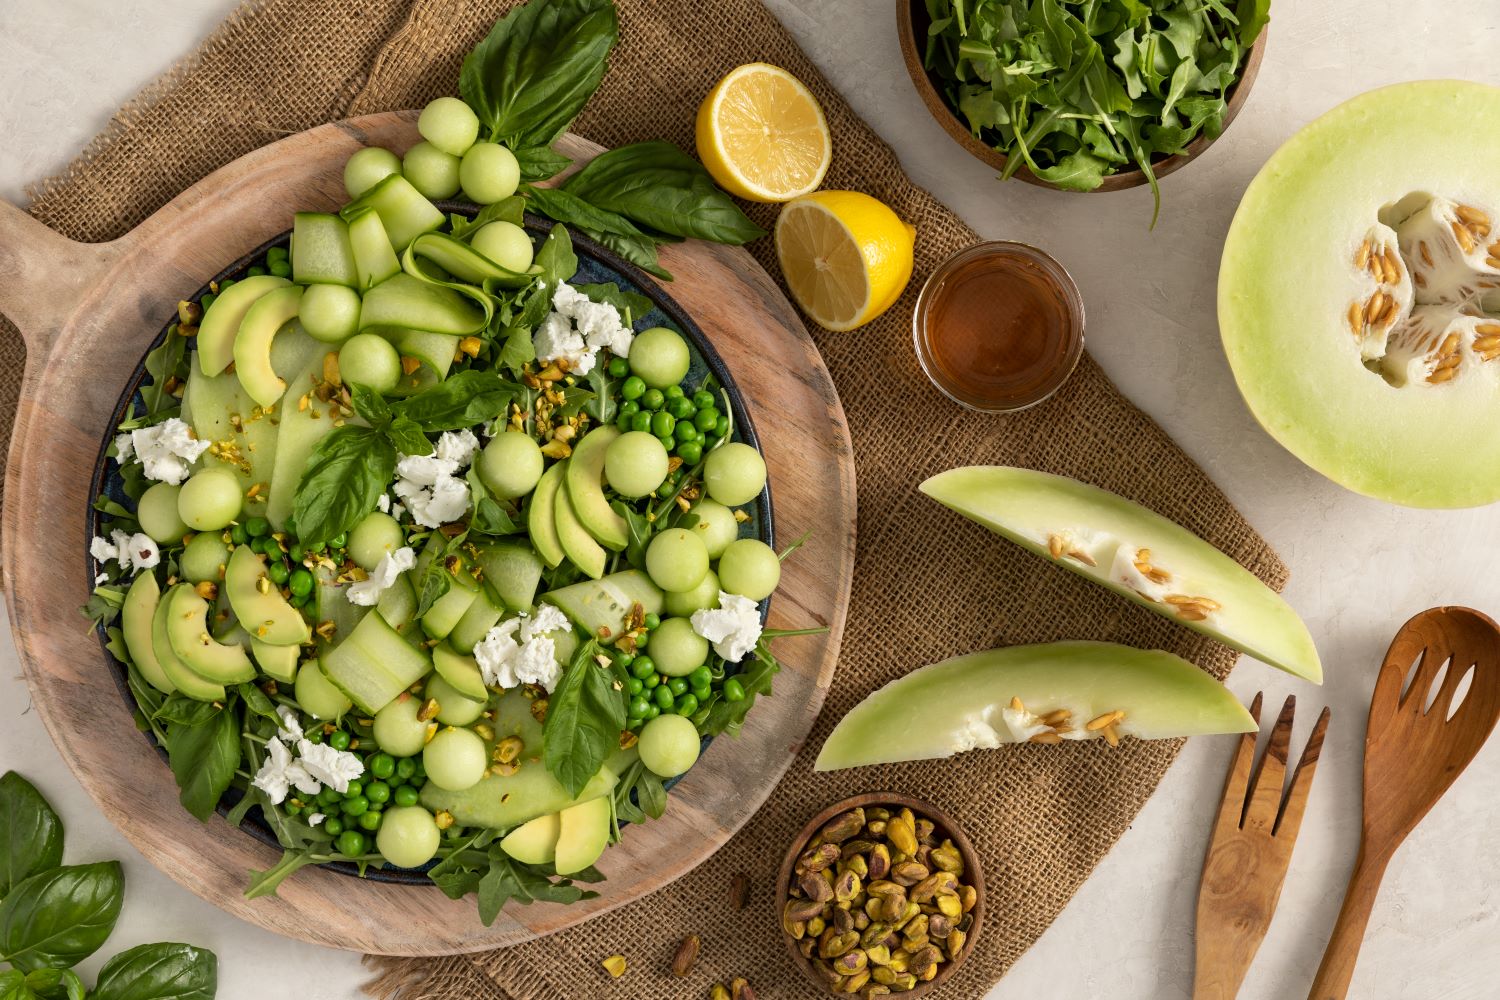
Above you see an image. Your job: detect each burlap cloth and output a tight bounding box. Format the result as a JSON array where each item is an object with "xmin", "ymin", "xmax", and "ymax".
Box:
[{"xmin": 3, "ymin": 0, "xmax": 1289, "ymax": 996}]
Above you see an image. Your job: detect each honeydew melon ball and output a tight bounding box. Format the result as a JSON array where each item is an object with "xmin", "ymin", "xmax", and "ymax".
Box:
[
  {"xmin": 703, "ymin": 442, "xmax": 766, "ymax": 506},
  {"xmin": 717, "ymin": 538, "xmax": 780, "ymax": 601},
  {"xmin": 423, "ymin": 726, "xmax": 488, "ymax": 791},
  {"xmin": 137, "ymin": 482, "xmax": 188, "ymax": 543},
  {"xmin": 637, "ymin": 713, "xmax": 700, "ymax": 778},
  {"xmin": 427, "ymin": 674, "xmax": 485, "ymax": 726},
  {"xmin": 459, "ymin": 143, "xmax": 521, "ymax": 204},
  {"xmin": 664, "ymin": 569, "xmax": 720, "ymax": 618},
  {"xmin": 373, "ymin": 693, "xmax": 428, "ymax": 757},
  {"xmin": 348, "ymin": 511, "xmax": 404, "ymax": 571},
  {"xmin": 344, "ymin": 147, "xmax": 402, "ymax": 198},
  {"xmin": 376, "ymin": 805, "xmax": 442, "ymax": 868},
  {"xmin": 628, "ymin": 327, "xmax": 691, "ymax": 389},
  {"xmin": 177, "ymin": 468, "xmax": 242, "ymax": 531},
  {"xmin": 295, "ymin": 661, "xmax": 351, "ymax": 720},
  {"xmin": 1220, "ymin": 80, "xmax": 1500, "ymax": 508},
  {"xmin": 604, "ymin": 431, "xmax": 669, "ymax": 498},
  {"xmin": 649, "ymin": 617, "xmax": 710, "ymax": 677},
  {"xmin": 477, "ymin": 432, "xmax": 544, "ymax": 499},
  {"xmin": 471, "ymin": 221, "xmax": 534, "ymax": 273},
  {"xmin": 686, "ymin": 499, "xmax": 738, "ymax": 558},
  {"xmin": 645, "ymin": 528, "xmax": 710, "ymax": 593},
  {"xmin": 299, "ymin": 283, "xmax": 361, "ymax": 344},
  {"xmin": 417, "ymin": 97, "xmax": 480, "ymax": 157},
  {"xmin": 339, "ymin": 333, "xmax": 402, "ymax": 394},
  {"xmin": 179, "ymin": 531, "xmax": 231, "ymax": 583},
  {"xmin": 402, "ymin": 141, "xmax": 462, "ymax": 201}
]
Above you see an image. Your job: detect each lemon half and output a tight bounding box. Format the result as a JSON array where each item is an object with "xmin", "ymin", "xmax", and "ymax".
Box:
[
  {"xmin": 775, "ymin": 191, "xmax": 916, "ymax": 332},
  {"xmin": 696, "ymin": 63, "xmax": 832, "ymax": 203}
]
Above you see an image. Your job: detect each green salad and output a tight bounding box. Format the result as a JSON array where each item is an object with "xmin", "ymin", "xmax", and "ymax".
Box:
[{"xmin": 84, "ymin": 0, "xmax": 810, "ymax": 925}]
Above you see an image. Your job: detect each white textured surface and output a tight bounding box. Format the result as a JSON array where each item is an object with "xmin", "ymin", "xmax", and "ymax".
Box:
[{"xmin": 2, "ymin": 1, "xmax": 1499, "ymax": 998}]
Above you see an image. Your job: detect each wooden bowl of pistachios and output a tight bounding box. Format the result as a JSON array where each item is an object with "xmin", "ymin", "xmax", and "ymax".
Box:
[{"xmin": 776, "ymin": 793, "xmax": 984, "ymax": 997}]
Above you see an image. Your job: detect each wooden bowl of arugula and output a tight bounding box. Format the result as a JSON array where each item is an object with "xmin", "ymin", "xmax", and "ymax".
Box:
[{"xmin": 898, "ymin": 0, "xmax": 1267, "ymax": 213}]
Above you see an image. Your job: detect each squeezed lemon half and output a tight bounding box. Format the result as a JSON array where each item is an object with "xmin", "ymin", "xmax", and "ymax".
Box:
[{"xmin": 696, "ymin": 63, "xmax": 832, "ymax": 203}]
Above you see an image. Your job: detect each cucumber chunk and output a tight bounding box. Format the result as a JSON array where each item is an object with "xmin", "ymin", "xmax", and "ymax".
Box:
[
  {"xmin": 291, "ymin": 213, "xmax": 357, "ymax": 287},
  {"xmin": 475, "ymin": 541, "xmax": 544, "ymax": 612},
  {"xmin": 359, "ymin": 273, "xmax": 486, "ymax": 336},
  {"xmin": 340, "ymin": 173, "xmax": 444, "ymax": 251},
  {"xmin": 346, "ymin": 207, "xmax": 402, "ymax": 290},
  {"xmin": 322, "ymin": 609, "xmax": 432, "ymax": 715},
  {"xmin": 544, "ymin": 571, "xmax": 665, "ymax": 644}
]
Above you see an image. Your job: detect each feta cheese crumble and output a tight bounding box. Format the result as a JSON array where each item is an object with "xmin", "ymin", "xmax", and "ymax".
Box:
[
  {"xmin": 296, "ymin": 738, "xmax": 365, "ymax": 793},
  {"xmin": 691, "ymin": 592, "xmax": 763, "ymax": 663},
  {"xmin": 392, "ymin": 430, "xmax": 478, "ymax": 528},
  {"xmin": 532, "ymin": 281, "xmax": 635, "ymax": 375},
  {"xmin": 114, "ymin": 417, "xmax": 210, "ymax": 485},
  {"xmin": 474, "ymin": 603, "xmax": 570, "ymax": 692},
  {"xmin": 346, "ymin": 546, "xmax": 416, "ymax": 606},
  {"xmin": 90, "ymin": 529, "xmax": 161, "ymax": 581},
  {"xmin": 251, "ymin": 737, "xmax": 319, "ymax": 805}
]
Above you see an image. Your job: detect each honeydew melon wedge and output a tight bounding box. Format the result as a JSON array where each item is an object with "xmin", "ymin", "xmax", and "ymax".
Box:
[
  {"xmin": 815, "ymin": 642, "xmax": 1256, "ymax": 771},
  {"xmin": 527, "ymin": 462, "xmax": 567, "ymax": 568},
  {"xmin": 233, "ymin": 284, "xmax": 305, "ymax": 407},
  {"xmin": 224, "ymin": 545, "xmax": 312, "ymax": 646},
  {"xmin": 197, "ymin": 275, "xmax": 289, "ymax": 376},
  {"xmin": 1219, "ymin": 81, "xmax": 1500, "ymax": 508},
  {"xmin": 164, "ymin": 584, "xmax": 256, "ymax": 685},
  {"xmin": 920, "ymin": 467, "xmax": 1321, "ymax": 683},
  {"xmin": 565, "ymin": 426, "xmax": 629, "ymax": 551},
  {"xmin": 122, "ymin": 571, "xmax": 175, "ymax": 695},
  {"xmin": 151, "ymin": 589, "xmax": 224, "ymax": 702}
]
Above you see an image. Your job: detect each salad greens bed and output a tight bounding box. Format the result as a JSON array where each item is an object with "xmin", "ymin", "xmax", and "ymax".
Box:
[
  {"xmin": 920, "ymin": 0, "xmax": 1269, "ymax": 219},
  {"xmin": 0, "ymin": 771, "xmax": 217, "ymax": 1000},
  {"xmin": 83, "ymin": 0, "xmax": 817, "ymax": 925}
]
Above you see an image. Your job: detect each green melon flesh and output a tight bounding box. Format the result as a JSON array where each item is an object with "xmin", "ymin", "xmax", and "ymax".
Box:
[
  {"xmin": 122, "ymin": 572, "xmax": 175, "ymax": 695},
  {"xmin": 565, "ymin": 427, "xmax": 629, "ymax": 551},
  {"xmin": 225, "ymin": 545, "xmax": 311, "ymax": 646},
  {"xmin": 545, "ymin": 571, "xmax": 664, "ymax": 644},
  {"xmin": 816, "ymin": 641, "xmax": 1255, "ymax": 771},
  {"xmin": 197, "ymin": 275, "xmax": 289, "ymax": 376},
  {"xmin": 266, "ymin": 346, "xmax": 343, "ymax": 530},
  {"xmin": 921, "ymin": 466, "xmax": 1321, "ymax": 683},
  {"xmin": 1220, "ymin": 81, "xmax": 1500, "ymax": 508}
]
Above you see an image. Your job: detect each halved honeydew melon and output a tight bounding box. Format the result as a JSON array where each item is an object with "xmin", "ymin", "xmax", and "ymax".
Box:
[
  {"xmin": 265, "ymin": 348, "xmax": 344, "ymax": 530},
  {"xmin": 565, "ymin": 427, "xmax": 629, "ymax": 551},
  {"xmin": 122, "ymin": 571, "xmax": 175, "ymax": 695},
  {"xmin": 250, "ymin": 637, "xmax": 300, "ymax": 685},
  {"xmin": 553, "ymin": 466, "xmax": 608, "ymax": 580},
  {"xmin": 815, "ymin": 642, "xmax": 1255, "ymax": 771},
  {"xmin": 151, "ymin": 590, "xmax": 225, "ymax": 702},
  {"xmin": 920, "ymin": 467, "xmax": 1321, "ymax": 683},
  {"xmin": 432, "ymin": 643, "xmax": 488, "ymax": 703},
  {"xmin": 197, "ymin": 275, "xmax": 290, "ymax": 376},
  {"xmin": 346, "ymin": 207, "xmax": 402, "ymax": 290},
  {"xmin": 527, "ymin": 462, "xmax": 567, "ymax": 568},
  {"xmin": 554, "ymin": 795, "xmax": 612, "ymax": 875},
  {"xmin": 164, "ymin": 584, "xmax": 256, "ymax": 684},
  {"xmin": 291, "ymin": 213, "xmax": 358, "ymax": 287},
  {"xmin": 499, "ymin": 812, "xmax": 561, "ymax": 866},
  {"xmin": 544, "ymin": 571, "xmax": 665, "ymax": 644},
  {"xmin": 475, "ymin": 541, "xmax": 544, "ymax": 612},
  {"xmin": 233, "ymin": 284, "xmax": 305, "ymax": 407},
  {"xmin": 225, "ymin": 544, "xmax": 312, "ymax": 646},
  {"xmin": 1219, "ymin": 81, "xmax": 1500, "ymax": 508},
  {"xmin": 358, "ymin": 273, "xmax": 486, "ymax": 336}
]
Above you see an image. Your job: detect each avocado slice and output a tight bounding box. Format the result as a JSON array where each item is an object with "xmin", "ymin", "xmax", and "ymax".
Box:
[
  {"xmin": 564, "ymin": 426, "xmax": 628, "ymax": 551},
  {"xmin": 554, "ymin": 796, "xmax": 612, "ymax": 875},
  {"xmin": 553, "ymin": 464, "xmax": 607, "ymax": 580},
  {"xmin": 233, "ymin": 284, "xmax": 305, "ymax": 408},
  {"xmin": 197, "ymin": 274, "xmax": 290, "ymax": 376},
  {"xmin": 544, "ymin": 571, "xmax": 664, "ymax": 644},
  {"xmin": 475, "ymin": 541, "xmax": 544, "ymax": 612},
  {"xmin": 225, "ymin": 544, "xmax": 312, "ymax": 646},
  {"xmin": 151, "ymin": 589, "xmax": 225, "ymax": 701},
  {"xmin": 265, "ymin": 346, "xmax": 343, "ymax": 530},
  {"xmin": 816, "ymin": 642, "xmax": 1258, "ymax": 771},
  {"xmin": 527, "ymin": 462, "xmax": 566, "ymax": 568},
  {"xmin": 431, "ymin": 644, "xmax": 488, "ymax": 702},
  {"xmin": 499, "ymin": 813, "xmax": 561, "ymax": 865},
  {"xmin": 164, "ymin": 584, "xmax": 256, "ymax": 684},
  {"xmin": 250, "ymin": 637, "xmax": 300, "ymax": 685},
  {"xmin": 122, "ymin": 572, "xmax": 176, "ymax": 695}
]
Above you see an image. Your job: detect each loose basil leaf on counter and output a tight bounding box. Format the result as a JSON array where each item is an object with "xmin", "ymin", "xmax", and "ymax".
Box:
[
  {"xmin": 391, "ymin": 370, "xmax": 520, "ymax": 432},
  {"xmin": 165, "ymin": 704, "xmax": 241, "ymax": 823},
  {"xmin": 0, "ymin": 773, "xmax": 64, "ymax": 900},
  {"xmin": 11, "ymin": 968, "xmax": 84, "ymax": 1000},
  {"xmin": 587, "ymin": 230, "xmax": 670, "ymax": 280},
  {"xmin": 459, "ymin": 0, "xmax": 619, "ymax": 150},
  {"xmin": 292, "ymin": 426, "xmax": 398, "ymax": 547},
  {"xmin": 562, "ymin": 141, "xmax": 766, "ymax": 244},
  {"xmin": 90, "ymin": 942, "xmax": 217, "ymax": 1000},
  {"xmin": 0, "ymin": 862, "xmax": 123, "ymax": 971}
]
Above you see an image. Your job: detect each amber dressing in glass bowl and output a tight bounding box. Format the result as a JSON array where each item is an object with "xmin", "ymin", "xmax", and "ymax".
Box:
[{"xmin": 912, "ymin": 242, "xmax": 1085, "ymax": 412}]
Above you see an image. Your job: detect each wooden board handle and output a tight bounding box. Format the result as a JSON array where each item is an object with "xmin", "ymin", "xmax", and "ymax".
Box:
[
  {"xmin": 1307, "ymin": 846, "xmax": 1390, "ymax": 1000},
  {"xmin": 0, "ymin": 199, "xmax": 125, "ymax": 357}
]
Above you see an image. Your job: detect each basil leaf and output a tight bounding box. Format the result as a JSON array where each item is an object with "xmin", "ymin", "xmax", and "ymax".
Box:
[
  {"xmin": 391, "ymin": 370, "xmax": 520, "ymax": 432},
  {"xmin": 588, "ymin": 230, "xmax": 670, "ymax": 281},
  {"xmin": 513, "ymin": 145, "xmax": 573, "ymax": 183},
  {"xmin": 165, "ymin": 705, "xmax": 240, "ymax": 822},
  {"xmin": 459, "ymin": 0, "xmax": 619, "ymax": 150},
  {"xmin": 150, "ymin": 695, "xmax": 223, "ymax": 727},
  {"xmin": 0, "ymin": 773, "xmax": 64, "ymax": 900},
  {"xmin": 19, "ymin": 969, "xmax": 83, "ymax": 1000},
  {"xmin": 0, "ymin": 862, "xmax": 123, "ymax": 971},
  {"xmin": 542, "ymin": 640, "xmax": 625, "ymax": 796},
  {"xmin": 292, "ymin": 426, "xmax": 397, "ymax": 547},
  {"xmin": 140, "ymin": 328, "xmax": 187, "ymax": 418},
  {"xmin": 414, "ymin": 568, "xmax": 452, "ymax": 619},
  {"xmin": 562, "ymin": 142, "xmax": 765, "ymax": 244},
  {"xmin": 533, "ymin": 225, "xmax": 579, "ymax": 288},
  {"xmin": 90, "ymin": 942, "xmax": 217, "ymax": 1000},
  {"xmin": 347, "ymin": 382, "xmax": 392, "ymax": 427},
  {"xmin": 448, "ymin": 196, "xmax": 527, "ymax": 241},
  {"xmin": 385, "ymin": 416, "xmax": 433, "ymax": 457},
  {"xmin": 524, "ymin": 185, "xmax": 644, "ymax": 239},
  {"xmin": 0, "ymin": 970, "xmax": 21, "ymax": 999}
]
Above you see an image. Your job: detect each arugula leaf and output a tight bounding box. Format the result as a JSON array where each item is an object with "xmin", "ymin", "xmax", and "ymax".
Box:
[
  {"xmin": 243, "ymin": 850, "xmax": 322, "ymax": 901},
  {"xmin": 0, "ymin": 862, "xmax": 123, "ymax": 971},
  {"xmin": 90, "ymin": 942, "xmax": 217, "ymax": 1000},
  {"xmin": 498, "ymin": 327, "xmax": 537, "ymax": 375},
  {"xmin": 574, "ymin": 282, "xmax": 653, "ymax": 325},
  {"xmin": 291, "ymin": 426, "xmax": 397, "ymax": 547},
  {"xmin": 0, "ymin": 773, "xmax": 63, "ymax": 901},
  {"xmin": 543, "ymin": 640, "xmax": 626, "ymax": 796},
  {"xmin": 165, "ymin": 703, "xmax": 240, "ymax": 823},
  {"xmin": 459, "ymin": 0, "xmax": 619, "ymax": 150},
  {"xmin": 533, "ymin": 224, "xmax": 579, "ymax": 287},
  {"xmin": 476, "ymin": 847, "xmax": 593, "ymax": 926},
  {"xmin": 512, "ymin": 145, "xmax": 574, "ymax": 183},
  {"xmin": 140, "ymin": 328, "xmax": 187, "ymax": 418},
  {"xmin": 697, "ymin": 639, "xmax": 782, "ymax": 739},
  {"xmin": 562, "ymin": 142, "xmax": 765, "ymax": 244},
  {"xmin": 391, "ymin": 370, "xmax": 520, "ymax": 431}
]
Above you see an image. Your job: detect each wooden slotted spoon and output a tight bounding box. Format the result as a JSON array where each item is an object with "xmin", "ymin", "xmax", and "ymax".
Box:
[{"xmin": 1309, "ymin": 606, "xmax": 1500, "ymax": 999}]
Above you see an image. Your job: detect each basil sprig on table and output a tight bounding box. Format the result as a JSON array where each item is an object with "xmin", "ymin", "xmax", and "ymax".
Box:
[
  {"xmin": 0, "ymin": 772, "xmax": 216, "ymax": 999},
  {"xmin": 921, "ymin": 0, "xmax": 1269, "ymax": 222}
]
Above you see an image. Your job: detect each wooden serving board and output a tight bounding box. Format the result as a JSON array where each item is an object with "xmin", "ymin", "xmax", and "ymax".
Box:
[{"xmin": 0, "ymin": 113, "xmax": 856, "ymax": 956}]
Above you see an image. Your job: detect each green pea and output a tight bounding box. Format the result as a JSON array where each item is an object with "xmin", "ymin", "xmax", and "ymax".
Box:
[
  {"xmin": 245, "ymin": 517, "xmax": 271, "ymax": 537},
  {"xmin": 626, "ymin": 677, "xmax": 644, "ymax": 695},
  {"xmin": 644, "ymin": 703, "xmax": 661, "ymax": 720},
  {"xmin": 651, "ymin": 411, "xmax": 675, "ymax": 437},
  {"xmin": 675, "ymin": 693, "xmax": 699, "ymax": 716},
  {"xmin": 608, "ymin": 357, "xmax": 630, "ymax": 378},
  {"xmin": 641, "ymin": 388, "xmax": 665, "ymax": 411},
  {"xmin": 230, "ymin": 524, "xmax": 249, "ymax": 545},
  {"xmin": 653, "ymin": 684, "xmax": 675, "ymax": 710},
  {"xmin": 323, "ymin": 816, "xmax": 344, "ymax": 836},
  {"xmin": 723, "ymin": 678, "xmax": 746, "ymax": 702},
  {"xmin": 631, "ymin": 656, "xmax": 656, "ymax": 679},
  {"xmin": 305, "ymin": 728, "xmax": 324, "ymax": 745},
  {"xmin": 644, "ymin": 613, "xmax": 661, "ymax": 629},
  {"xmin": 317, "ymin": 785, "xmax": 340, "ymax": 805},
  {"xmin": 616, "ymin": 414, "xmax": 633, "ymax": 432},
  {"xmin": 366, "ymin": 781, "xmax": 391, "ymax": 804},
  {"xmin": 267, "ymin": 245, "xmax": 288, "ymax": 261},
  {"xmin": 693, "ymin": 390, "xmax": 716, "ymax": 409},
  {"xmin": 330, "ymin": 533, "xmax": 348, "ymax": 549},
  {"xmin": 676, "ymin": 442, "xmax": 703, "ymax": 465},
  {"xmin": 292, "ymin": 590, "xmax": 312, "ymax": 608},
  {"xmin": 634, "ymin": 631, "xmax": 649, "ymax": 650},
  {"xmin": 667, "ymin": 677, "xmax": 689, "ymax": 697},
  {"xmin": 266, "ymin": 561, "xmax": 290, "ymax": 585},
  {"xmin": 627, "ymin": 715, "xmax": 643, "ymax": 730},
  {"xmin": 357, "ymin": 810, "xmax": 382, "ymax": 832},
  {"xmin": 643, "ymin": 672, "xmax": 660, "ymax": 689},
  {"xmin": 675, "ymin": 423, "xmax": 700, "ymax": 444},
  {"xmin": 694, "ymin": 408, "xmax": 720, "ymax": 431},
  {"xmin": 691, "ymin": 682, "xmax": 711, "ymax": 702},
  {"xmin": 219, "ymin": 278, "xmax": 237, "ymax": 290},
  {"xmin": 289, "ymin": 568, "xmax": 314, "ymax": 597},
  {"xmin": 665, "ymin": 385, "xmax": 685, "ymax": 399},
  {"xmin": 342, "ymin": 779, "xmax": 363, "ymax": 797},
  {"xmin": 629, "ymin": 695, "xmax": 651, "ymax": 718},
  {"xmin": 253, "ymin": 536, "xmax": 280, "ymax": 556},
  {"xmin": 269, "ymin": 260, "xmax": 292, "ymax": 278},
  {"xmin": 288, "ymin": 542, "xmax": 305, "ymax": 563},
  {"xmin": 630, "ymin": 412, "xmax": 653, "ymax": 434},
  {"xmin": 395, "ymin": 758, "xmax": 417, "ymax": 781},
  {"xmin": 621, "ymin": 376, "xmax": 646, "ymax": 401},
  {"xmin": 343, "ymin": 795, "xmax": 370, "ymax": 817},
  {"xmin": 246, "ymin": 265, "xmax": 267, "ymax": 277},
  {"xmin": 336, "ymin": 830, "xmax": 367, "ymax": 856},
  {"xmin": 715, "ymin": 416, "xmax": 731, "ymax": 437},
  {"xmin": 285, "ymin": 800, "xmax": 303, "ymax": 816},
  {"xmin": 620, "ymin": 400, "xmax": 640, "ymax": 417},
  {"xmin": 700, "ymin": 435, "xmax": 721, "ymax": 453},
  {"xmin": 329, "ymin": 730, "xmax": 352, "ymax": 751},
  {"xmin": 667, "ymin": 396, "xmax": 695, "ymax": 420},
  {"xmin": 394, "ymin": 785, "xmax": 420, "ymax": 807},
  {"xmin": 689, "ymin": 666, "xmax": 712, "ymax": 688},
  {"xmin": 369, "ymin": 753, "xmax": 395, "ymax": 779}
]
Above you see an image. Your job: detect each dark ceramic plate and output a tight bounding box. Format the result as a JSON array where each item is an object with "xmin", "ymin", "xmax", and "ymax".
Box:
[{"xmin": 89, "ymin": 212, "xmax": 774, "ymax": 884}]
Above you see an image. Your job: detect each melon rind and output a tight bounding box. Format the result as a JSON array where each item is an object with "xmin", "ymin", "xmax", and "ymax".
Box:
[
  {"xmin": 1218, "ymin": 80, "xmax": 1500, "ymax": 508},
  {"xmin": 815, "ymin": 641, "xmax": 1255, "ymax": 771},
  {"xmin": 920, "ymin": 466, "xmax": 1321, "ymax": 683}
]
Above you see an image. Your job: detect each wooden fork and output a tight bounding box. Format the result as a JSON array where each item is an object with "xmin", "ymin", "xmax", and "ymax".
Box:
[{"xmin": 1193, "ymin": 694, "xmax": 1331, "ymax": 1000}]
